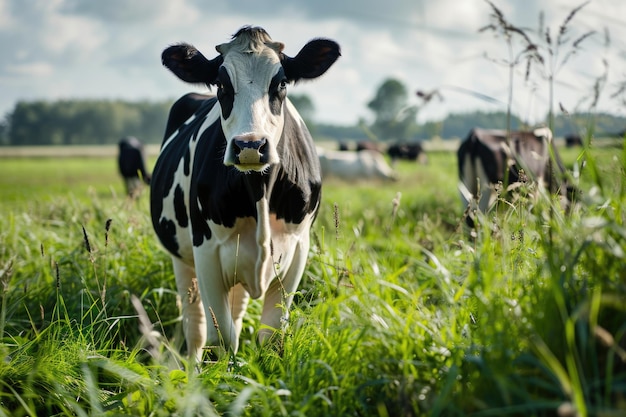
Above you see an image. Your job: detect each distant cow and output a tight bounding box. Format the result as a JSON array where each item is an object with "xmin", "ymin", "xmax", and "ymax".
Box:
[
  {"xmin": 118, "ymin": 136, "xmax": 151, "ymax": 197},
  {"xmin": 387, "ymin": 142, "xmax": 426, "ymax": 163},
  {"xmin": 565, "ymin": 134, "xmax": 583, "ymax": 147},
  {"xmin": 317, "ymin": 147, "xmax": 397, "ymax": 182},
  {"xmin": 356, "ymin": 140, "xmax": 381, "ymax": 152},
  {"xmin": 458, "ymin": 127, "xmax": 574, "ymax": 227},
  {"xmin": 336, "ymin": 141, "xmax": 380, "ymax": 152},
  {"xmin": 150, "ymin": 26, "xmax": 340, "ymax": 360}
]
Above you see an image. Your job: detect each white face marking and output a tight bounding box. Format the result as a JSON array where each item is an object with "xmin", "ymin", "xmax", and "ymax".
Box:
[{"xmin": 218, "ymin": 49, "xmax": 285, "ymax": 170}]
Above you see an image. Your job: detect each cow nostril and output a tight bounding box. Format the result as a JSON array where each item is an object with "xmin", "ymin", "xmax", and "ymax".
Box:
[{"xmin": 234, "ymin": 138, "xmax": 266, "ymax": 152}]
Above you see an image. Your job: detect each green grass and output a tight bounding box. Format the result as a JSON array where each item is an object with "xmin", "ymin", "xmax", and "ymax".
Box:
[{"xmin": 0, "ymin": 144, "xmax": 625, "ymax": 416}]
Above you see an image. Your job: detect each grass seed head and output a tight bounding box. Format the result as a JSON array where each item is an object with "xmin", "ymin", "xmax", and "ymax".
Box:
[
  {"xmin": 82, "ymin": 225, "xmax": 92, "ymax": 254},
  {"xmin": 188, "ymin": 278, "xmax": 199, "ymax": 304},
  {"xmin": 518, "ymin": 169, "xmax": 528, "ymax": 184},
  {"xmin": 333, "ymin": 202, "xmax": 340, "ymax": 241},
  {"xmin": 208, "ymin": 306, "xmax": 219, "ymax": 332},
  {"xmin": 0, "ymin": 259, "xmax": 13, "ymax": 293},
  {"xmin": 105, "ymin": 218, "xmax": 113, "ymax": 247},
  {"xmin": 391, "ymin": 192, "xmax": 401, "ymax": 218},
  {"xmin": 54, "ymin": 261, "xmax": 60, "ymax": 289}
]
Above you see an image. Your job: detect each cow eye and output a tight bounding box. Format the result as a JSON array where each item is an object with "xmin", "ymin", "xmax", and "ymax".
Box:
[
  {"xmin": 215, "ymin": 67, "xmax": 234, "ymax": 95},
  {"xmin": 271, "ymin": 78, "xmax": 287, "ymax": 97}
]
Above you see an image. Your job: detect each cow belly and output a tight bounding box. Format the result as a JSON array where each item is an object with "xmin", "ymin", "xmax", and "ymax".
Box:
[{"xmin": 196, "ymin": 214, "xmax": 314, "ymax": 298}]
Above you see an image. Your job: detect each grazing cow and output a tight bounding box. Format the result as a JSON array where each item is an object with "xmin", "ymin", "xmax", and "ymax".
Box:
[
  {"xmin": 118, "ymin": 136, "xmax": 151, "ymax": 197},
  {"xmin": 564, "ymin": 133, "xmax": 583, "ymax": 148},
  {"xmin": 356, "ymin": 140, "xmax": 381, "ymax": 152},
  {"xmin": 338, "ymin": 141, "xmax": 349, "ymax": 151},
  {"xmin": 336, "ymin": 141, "xmax": 380, "ymax": 152},
  {"xmin": 316, "ymin": 147, "xmax": 397, "ymax": 182},
  {"xmin": 387, "ymin": 142, "xmax": 426, "ymax": 163},
  {"xmin": 458, "ymin": 127, "xmax": 574, "ymax": 227},
  {"xmin": 150, "ymin": 26, "xmax": 340, "ymax": 360}
]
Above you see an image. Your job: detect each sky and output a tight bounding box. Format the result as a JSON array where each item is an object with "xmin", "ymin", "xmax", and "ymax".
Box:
[{"xmin": 0, "ymin": 0, "xmax": 625, "ymax": 127}]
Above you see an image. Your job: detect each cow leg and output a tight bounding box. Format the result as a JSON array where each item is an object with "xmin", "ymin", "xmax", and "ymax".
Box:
[
  {"xmin": 258, "ymin": 236, "xmax": 310, "ymax": 344},
  {"xmin": 171, "ymin": 257, "xmax": 206, "ymax": 363},
  {"xmin": 228, "ymin": 283, "xmax": 250, "ymax": 342},
  {"xmin": 474, "ymin": 156, "xmax": 493, "ymax": 212},
  {"xmin": 193, "ymin": 255, "xmax": 239, "ymax": 354},
  {"xmin": 460, "ymin": 153, "xmax": 482, "ymax": 227}
]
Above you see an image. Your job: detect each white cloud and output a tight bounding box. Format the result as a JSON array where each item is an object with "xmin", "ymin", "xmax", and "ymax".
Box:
[{"xmin": 5, "ymin": 62, "xmax": 54, "ymax": 77}]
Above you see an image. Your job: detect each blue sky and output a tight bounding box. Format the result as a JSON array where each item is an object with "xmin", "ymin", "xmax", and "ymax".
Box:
[{"xmin": 0, "ymin": 0, "xmax": 624, "ymax": 126}]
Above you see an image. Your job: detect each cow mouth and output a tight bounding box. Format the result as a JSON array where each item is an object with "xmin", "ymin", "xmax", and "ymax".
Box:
[
  {"xmin": 237, "ymin": 147, "xmax": 264, "ymax": 163},
  {"xmin": 233, "ymin": 163, "xmax": 270, "ymax": 173},
  {"xmin": 224, "ymin": 138, "xmax": 273, "ymax": 172},
  {"xmin": 233, "ymin": 146, "xmax": 270, "ymax": 172}
]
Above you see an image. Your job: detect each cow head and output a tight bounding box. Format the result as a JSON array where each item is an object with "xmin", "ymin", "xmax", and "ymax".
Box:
[{"xmin": 162, "ymin": 26, "xmax": 340, "ymax": 172}]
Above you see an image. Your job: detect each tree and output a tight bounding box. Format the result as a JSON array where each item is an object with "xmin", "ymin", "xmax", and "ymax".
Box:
[
  {"xmin": 6, "ymin": 99, "xmax": 171, "ymax": 146},
  {"xmin": 0, "ymin": 116, "xmax": 8, "ymax": 146},
  {"xmin": 367, "ymin": 78, "xmax": 419, "ymax": 142},
  {"xmin": 289, "ymin": 94, "xmax": 315, "ymax": 122}
]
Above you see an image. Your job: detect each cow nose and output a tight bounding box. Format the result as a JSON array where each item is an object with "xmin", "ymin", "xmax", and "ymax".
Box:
[{"xmin": 233, "ymin": 137, "xmax": 269, "ymax": 165}]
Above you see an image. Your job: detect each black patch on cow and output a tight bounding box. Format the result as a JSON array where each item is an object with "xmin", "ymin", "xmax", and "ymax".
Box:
[
  {"xmin": 183, "ymin": 147, "xmax": 191, "ymax": 176},
  {"xmin": 270, "ymin": 111, "xmax": 322, "ymax": 223},
  {"xmin": 173, "ymin": 184, "xmax": 188, "ymax": 228},
  {"xmin": 157, "ymin": 217, "xmax": 179, "ymax": 254},
  {"xmin": 216, "ymin": 66, "xmax": 235, "ymax": 120},
  {"xmin": 269, "ymin": 68, "xmax": 287, "ymax": 116}
]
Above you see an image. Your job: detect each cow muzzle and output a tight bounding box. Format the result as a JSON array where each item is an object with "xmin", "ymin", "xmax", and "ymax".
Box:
[{"xmin": 225, "ymin": 135, "xmax": 271, "ymax": 171}]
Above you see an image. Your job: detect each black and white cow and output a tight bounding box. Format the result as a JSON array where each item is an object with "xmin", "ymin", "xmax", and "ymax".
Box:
[
  {"xmin": 150, "ymin": 26, "xmax": 340, "ymax": 360},
  {"xmin": 118, "ymin": 136, "xmax": 151, "ymax": 197},
  {"xmin": 457, "ymin": 127, "xmax": 574, "ymax": 227},
  {"xmin": 387, "ymin": 142, "xmax": 427, "ymax": 163}
]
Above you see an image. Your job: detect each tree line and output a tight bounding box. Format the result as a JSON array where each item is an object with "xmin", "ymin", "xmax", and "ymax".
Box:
[
  {"xmin": 1, "ymin": 99, "xmax": 171, "ymax": 146},
  {"xmin": 0, "ymin": 87, "xmax": 624, "ymax": 147}
]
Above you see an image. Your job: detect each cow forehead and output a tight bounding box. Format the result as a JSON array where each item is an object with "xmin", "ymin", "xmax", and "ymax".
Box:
[
  {"xmin": 222, "ymin": 50, "xmax": 282, "ymax": 87},
  {"xmin": 217, "ymin": 30, "xmax": 283, "ymax": 84}
]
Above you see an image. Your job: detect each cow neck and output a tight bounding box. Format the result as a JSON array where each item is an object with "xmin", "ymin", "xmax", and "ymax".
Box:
[
  {"xmin": 252, "ymin": 191, "xmax": 272, "ymax": 299},
  {"xmin": 241, "ymin": 168, "xmax": 279, "ymax": 299}
]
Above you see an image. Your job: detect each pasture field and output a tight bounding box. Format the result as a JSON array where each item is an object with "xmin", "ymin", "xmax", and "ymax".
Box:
[{"xmin": 0, "ymin": 143, "xmax": 625, "ymax": 416}]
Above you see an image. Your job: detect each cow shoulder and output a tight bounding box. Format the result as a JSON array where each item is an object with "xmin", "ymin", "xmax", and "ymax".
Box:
[
  {"xmin": 151, "ymin": 100, "xmax": 217, "ymax": 253},
  {"xmin": 163, "ymin": 93, "xmax": 216, "ymax": 142}
]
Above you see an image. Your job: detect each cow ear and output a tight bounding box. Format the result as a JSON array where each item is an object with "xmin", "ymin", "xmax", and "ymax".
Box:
[
  {"xmin": 162, "ymin": 43, "xmax": 223, "ymax": 86},
  {"xmin": 282, "ymin": 39, "xmax": 340, "ymax": 83}
]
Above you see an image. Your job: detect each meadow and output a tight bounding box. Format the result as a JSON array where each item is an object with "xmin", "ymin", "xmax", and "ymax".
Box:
[{"xmin": 0, "ymin": 142, "xmax": 625, "ymax": 416}]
